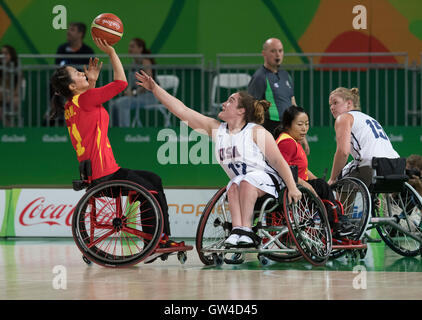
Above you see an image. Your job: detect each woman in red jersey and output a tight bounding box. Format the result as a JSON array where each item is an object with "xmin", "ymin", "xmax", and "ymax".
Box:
[
  {"xmin": 275, "ymin": 105, "xmax": 353, "ymax": 237},
  {"xmin": 50, "ymin": 38, "xmax": 177, "ymax": 247}
]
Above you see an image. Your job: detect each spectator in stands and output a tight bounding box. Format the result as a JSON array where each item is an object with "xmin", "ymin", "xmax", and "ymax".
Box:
[
  {"xmin": 248, "ymin": 37, "xmax": 309, "ymax": 154},
  {"xmin": 111, "ymin": 38, "xmax": 159, "ymax": 127},
  {"xmin": 0, "ymin": 44, "xmax": 21, "ymax": 127},
  {"xmin": 55, "ymin": 22, "xmax": 94, "ymax": 67},
  {"xmin": 406, "ymin": 154, "xmax": 422, "ymax": 196}
]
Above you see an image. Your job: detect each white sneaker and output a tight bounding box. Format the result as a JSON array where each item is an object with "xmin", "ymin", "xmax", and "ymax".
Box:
[
  {"xmin": 224, "ymin": 234, "xmax": 240, "ymax": 247},
  {"xmin": 237, "ymin": 235, "xmax": 254, "ymax": 246}
]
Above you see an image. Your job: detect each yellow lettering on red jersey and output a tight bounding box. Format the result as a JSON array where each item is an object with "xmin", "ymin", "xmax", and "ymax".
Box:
[
  {"xmin": 72, "ymin": 94, "xmax": 81, "ymax": 108},
  {"xmin": 64, "ymin": 104, "xmax": 77, "ymax": 120},
  {"xmin": 96, "ymin": 124, "xmax": 103, "ymax": 170}
]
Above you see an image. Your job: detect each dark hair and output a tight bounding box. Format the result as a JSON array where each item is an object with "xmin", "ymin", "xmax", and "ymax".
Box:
[
  {"xmin": 0, "ymin": 45, "xmax": 19, "ymax": 87},
  {"xmin": 131, "ymin": 38, "xmax": 155, "ymax": 64},
  {"xmin": 237, "ymin": 91, "xmax": 270, "ymax": 124},
  {"xmin": 1, "ymin": 45, "xmax": 18, "ymax": 66},
  {"xmin": 274, "ymin": 105, "xmax": 309, "ymax": 137},
  {"xmin": 50, "ymin": 66, "xmax": 74, "ymax": 119},
  {"xmin": 70, "ymin": 22, "xmax": 87, "ymax": 39}
]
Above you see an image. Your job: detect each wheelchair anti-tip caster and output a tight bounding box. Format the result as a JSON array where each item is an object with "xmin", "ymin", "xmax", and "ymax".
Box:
[
  {"xmin": 177, "ymin": 251, "xmax": 187, "ymax": 264},
  {"xmin": 359, "ymin": 248, "xmax": 368, "ymax": 259},
  {"xmin": 258, "ymin": 254, "xmax": 269, "ymax": 266},
  {"xmin": 346, "ymin": 250, "xmax": 360, "ymax": 261},
  {"xmin": 224, "ymin": 253, "xmax": 245, "ymax": 265},
  {"xmin": 212, "ymin": 253, "xmax": 224, "ymax": 266},
  {"xmin": 160, "ymin": 253, "xmax": 170, "ymax": 261},
  {"xmin": 82, "ymin": 255, "xmax": 92, "ymax": 265}
]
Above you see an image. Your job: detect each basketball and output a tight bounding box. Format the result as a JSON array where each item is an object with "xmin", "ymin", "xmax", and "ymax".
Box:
[{"xmin": 90, "ymin": 13, "xmax": 123, "ymax": 46}]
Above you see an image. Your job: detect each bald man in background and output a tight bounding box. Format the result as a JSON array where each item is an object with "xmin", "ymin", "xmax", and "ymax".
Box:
[{"xmin": 248, "ymin": 37, "xmax": 309, "ymax": 154}]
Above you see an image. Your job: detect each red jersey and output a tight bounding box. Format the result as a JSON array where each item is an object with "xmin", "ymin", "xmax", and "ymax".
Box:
[
  {"xmin": 65, "ymin": 80, "xmax": 128, "ymax": 180},
  {"xmin": 276, "ymin": 132, "xmax": 309, "ymax": 181}
]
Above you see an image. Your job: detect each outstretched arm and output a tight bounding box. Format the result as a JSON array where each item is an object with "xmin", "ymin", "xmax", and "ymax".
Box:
[
  {"xmin": 136, "ymin": 70, "xmax": 220, "ymax": 136},
  {"xmin": 93, "ymin": 38, "xmax": 127, "ymax": 82}
]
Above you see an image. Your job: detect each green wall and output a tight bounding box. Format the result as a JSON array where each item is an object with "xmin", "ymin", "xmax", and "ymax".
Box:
[{"xmin": 0, "ymin": 126, "xmax": 420, "ymax": 188}]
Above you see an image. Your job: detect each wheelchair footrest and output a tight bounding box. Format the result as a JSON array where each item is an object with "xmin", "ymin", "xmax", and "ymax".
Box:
[
  {"xmin": 153, "ymin": 245, "xmax": 193, "ymax": 254},
  {"xmin": 332, "ymin": 243, "xmax": 367, "ymax": 250},
  {"xmin": 332, "ymin": 238, "xmax": 367, "ymax": 250},
  {"xmin": 143, "ymin": 245, "xmax": 193, "ymax": 264}
]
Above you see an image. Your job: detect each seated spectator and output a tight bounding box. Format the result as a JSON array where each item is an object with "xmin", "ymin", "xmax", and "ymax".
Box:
[
  {"xmin": 406, "ymin": 154, "xmax": 422, "ymax": 196},
  {"xmin": 111, "ymin": 38, "xmax": 159, "ymax": 127},
  {"xmin": 275, "ymin": 105, "xmax": 354, "ymax": 237},
  {"xmin": 0, "ymin": 44, "xmax": 22, "ymax": 127},
  {"xmin": 55, "ymin": 22, "xmax": 94, "ymax": 67}
]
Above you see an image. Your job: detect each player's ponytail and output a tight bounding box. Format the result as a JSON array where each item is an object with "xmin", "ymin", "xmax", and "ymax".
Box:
[
  {"xmin": 253, "ymin": 100, "xmax": 270, "ymax": 125},
  {"xmin": 50, "ymin": 66, "xmax": 74, "ymax": 119},
  {"xmin": 238, "ymin": 91, "xmax": 270, "ymax": 125},
  {"xmin": 330, "ymin": 87, "xmax": 361, "ymax": 111}
]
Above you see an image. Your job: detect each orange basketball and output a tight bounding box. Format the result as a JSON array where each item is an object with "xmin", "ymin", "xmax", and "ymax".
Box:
[{"xmin": 91, "ymin": 13, "xmax": 123, "ymax": 46}]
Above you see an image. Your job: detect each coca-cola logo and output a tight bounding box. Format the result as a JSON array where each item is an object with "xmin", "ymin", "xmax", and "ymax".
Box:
[
  {"xmin": 19, "ymin": 197, "xmax": 76, "ymax": 227},
  {"xmin": 19, "ymin": 197, "xmax": 120, "ymax": 227}
]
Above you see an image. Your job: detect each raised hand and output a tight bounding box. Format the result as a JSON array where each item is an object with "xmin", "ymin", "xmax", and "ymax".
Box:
[
  {"xmin": 135, "ymin": 70, "xmax": 157, "ymax": 92},
  {"xmin": 84, "ymin": 57, "xmax": 103, "ymax": 85},
  {"xmin": 92, "ymin": 37, "xmax": 115, "ymax": 55}
]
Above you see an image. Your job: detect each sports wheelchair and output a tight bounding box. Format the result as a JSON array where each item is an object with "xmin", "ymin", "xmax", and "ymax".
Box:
[
  {"xmin": 71, "ymin": 160, "xmax": 192, "ymax": 268},
  {"xmin": 195, "ymin": 169, "xmax": 333, "ymax": 267},
  {"xmin": 330, "ymin": 157, "xmax": 422, "ymax": 260}
]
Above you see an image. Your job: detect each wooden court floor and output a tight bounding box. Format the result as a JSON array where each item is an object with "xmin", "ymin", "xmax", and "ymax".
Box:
[{"xmin": 0, "ymin": 238, "xmax": 421, "ymax": 300}]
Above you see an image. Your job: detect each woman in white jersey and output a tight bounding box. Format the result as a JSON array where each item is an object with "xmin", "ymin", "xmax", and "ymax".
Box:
[
  {"xmin": 327, "ymin": 87, "xmax": 399, "ymax": 186},
  {"xmin": 135, "ymin": 70, "xmax": 302, "ymax": 247}
]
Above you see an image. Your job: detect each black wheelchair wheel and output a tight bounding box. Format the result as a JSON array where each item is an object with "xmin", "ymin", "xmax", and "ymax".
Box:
[
  {"xmin": 375, "ymin": 182, "xmax": 422, "ymax": 257},
  {"xmin": 196, "ymin": 187, "xmax": 231, "ymax": 266},
  {"xmin": 283, "ymin": 186, "xmax": 332, "ymax": 266},
  {"xmin": 331, "ymin": 177, "xmax": 372, "ymax": 240},
  {"xmin": 330, "ymin": 177, "xmax": 372, "ymax": 259},
  {"xmin": 72, "ymin": 180, "xmax": 164, "ymax": 267}
]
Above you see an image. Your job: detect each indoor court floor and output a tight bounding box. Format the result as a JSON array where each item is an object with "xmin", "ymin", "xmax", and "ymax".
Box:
[{"xmin": 0, "ymin": 238, "xmax": 421, "ymax": 300}]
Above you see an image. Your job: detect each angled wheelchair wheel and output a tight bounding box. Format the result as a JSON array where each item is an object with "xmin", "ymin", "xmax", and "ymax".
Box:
[
  {"xmin": 196, "ymin": 187, "xmax": 231, "ymax": 266},
  {"xmin": 283, "ymin": 186, "xmax": 332, "ymax": 266},
  {"xmin": 331, "ymin": 177, "xmax": 372, "ymax": 240},
  {"xmin": 330, "ymin": 177, "xmax": 372, "ymax": 259},
  {"xmin": 375, "ymin": 182, "xmax": 422, "ymax": 257},
  {"xmin": 72, "ymin": 180, "xmax": 164, "ymax": 267},
  {"xmin": 258, "ymin": 203, "xmax": 302, "ymax": 263}
]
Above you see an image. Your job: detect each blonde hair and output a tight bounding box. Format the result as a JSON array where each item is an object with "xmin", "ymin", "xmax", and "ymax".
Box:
[
  {"xmin": 330, "ymin": 87, "xmax": 361, "ymax": 110},
  {"xmin": 237, "ymin": 91, "xmax": 270, "ymax": 124}
]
